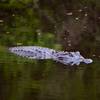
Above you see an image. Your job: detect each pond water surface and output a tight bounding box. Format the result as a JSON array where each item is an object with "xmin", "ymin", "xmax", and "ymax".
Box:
[
  {"xmin": 0, "ymin": 52, "xmax": 100, "ymax": 100},
  {"xmin": 0, "ymin": 1, "xmax": 100, "ymax": 100}
]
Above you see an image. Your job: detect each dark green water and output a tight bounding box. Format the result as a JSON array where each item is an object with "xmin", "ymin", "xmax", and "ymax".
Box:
[{"xmin": 0, "ymin": 49, "xmax": 100, "ymax": 100}]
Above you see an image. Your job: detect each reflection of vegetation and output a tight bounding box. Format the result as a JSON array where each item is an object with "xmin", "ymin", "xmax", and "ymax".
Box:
[
  {"xmin": 0, "ymin": 1, "xmax": 62, "ymax": 49},
  {"xmin": 0, "ymin": 0, "xmax": 100, "ymax": 100},
  {"xmin": 0, "ymin": 0, "xmax": 100, "ymax": 52}
]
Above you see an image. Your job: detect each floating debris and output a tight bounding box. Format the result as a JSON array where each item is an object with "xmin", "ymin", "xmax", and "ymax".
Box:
[
  {"xmin": 38, "ymin": 32, "xmax": 41, "ymax": 36},
  {"xmin": 92, "ymin": 54, "xmax": 96, "ymax": 57},
  {"xmin": 66, "ymin": 12, "xmax": 73, "ymax": 16},
  {"xmin": 75, "ymin": 17, "xmax": 79, "ymax": 20},
  {"xmin": 84, "ymin": 13, "xmax": 88, "ymax": 17},
  {"xmin": 68, "ymin": 43, "xmax": 72, "ymax": 47},
  {"xmin": 68, "ymin": 43, "xmax": 71, "ymax": 46},
  {"xmin": 78, "ymin": 9, "xmax": 82, "ymax": 12},
  {"xmin": 12, "ymin": 14, "xmax": 15, "ymax": 16},
  {"xmin": 9, "ymin": 46, "xmax": 93, "ymax": 66},
  {"xmin": 0, "ymin": 20, "xmax": 4, "ymax": 23}
]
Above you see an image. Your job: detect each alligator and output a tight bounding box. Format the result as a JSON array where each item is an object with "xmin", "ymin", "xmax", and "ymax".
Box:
[{"xmin": 9, "ymin": 46, "xmax": 93, "ymax": 66}]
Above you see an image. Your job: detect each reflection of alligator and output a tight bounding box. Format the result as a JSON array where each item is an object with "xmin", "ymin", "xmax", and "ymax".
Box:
[{"xmin": 9, "ymin": 46, "xmax": 93, "ymax": 66}]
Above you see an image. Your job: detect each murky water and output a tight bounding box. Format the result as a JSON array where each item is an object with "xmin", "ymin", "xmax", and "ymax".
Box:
[
  {"xmin": 0, "ymin": 55, "xmax": 100, "ymax": 100},
  {"xmin": 0, "ymin": 1, "xmax": 100, "ymax": 100}
]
